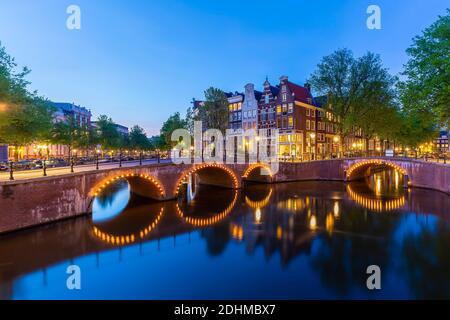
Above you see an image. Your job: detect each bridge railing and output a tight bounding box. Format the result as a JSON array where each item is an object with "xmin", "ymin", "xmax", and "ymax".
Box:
[{"xmin": 1, "ymin": 152, "xmax": 448, "ymax": 182}]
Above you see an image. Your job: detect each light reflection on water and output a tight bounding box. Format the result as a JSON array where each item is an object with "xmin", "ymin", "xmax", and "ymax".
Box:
[{"xmin": 1, "ymin": 169, "xmax": 450, "ymax": 300}]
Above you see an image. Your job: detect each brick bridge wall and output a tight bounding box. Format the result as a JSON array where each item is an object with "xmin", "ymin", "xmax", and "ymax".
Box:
[{"xmin": 0, "ymin": 158, "xmax": 448, "ymax": 234}]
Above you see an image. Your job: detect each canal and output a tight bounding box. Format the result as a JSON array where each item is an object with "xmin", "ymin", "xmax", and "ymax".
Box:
[{"xmin": 0, "ymin": 169, "xmax": 449, "ymax": 299}]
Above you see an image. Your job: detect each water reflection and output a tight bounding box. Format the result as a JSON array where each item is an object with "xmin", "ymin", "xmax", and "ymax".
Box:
[
  {"xmin": 1, "ymin": 170, "xmax": 450, "ymax": 299},
  {"xmin": 92, "ymin": 179, "xmax": 130, "ymax": 222}
]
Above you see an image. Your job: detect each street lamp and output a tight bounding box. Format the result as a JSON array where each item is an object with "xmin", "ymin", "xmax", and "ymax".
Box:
[
  {"xmin": 190, "ymin": 145, "xmax": 194, "ymax": 163},
  {"xmin": 256, "ymin": 136, "xmax": 261, "ymax": 162},
  {"xmin": 310, "ymin": 133, "xmax": 316, "ymax": 160},
  {"xmin": 333, "ymin": 135, "xmax": 340, "ymax": 158}
]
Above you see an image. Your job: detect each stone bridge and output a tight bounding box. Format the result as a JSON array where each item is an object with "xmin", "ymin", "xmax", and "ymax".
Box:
[{"xmin": 0, "ymin": 157, "xmax": 448, "ymax": 234}]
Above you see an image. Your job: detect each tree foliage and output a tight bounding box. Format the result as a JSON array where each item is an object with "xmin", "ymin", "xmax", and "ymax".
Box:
[
  {"xmin": 308, "ymin": 49, "xmax": 397, "ymax": 143},
  {"xmin": 196, "ymin": 87, "xmax": 229, "ymax": 132},
  {"xmin": 399, "ymin": 9, "xmax": 450, "ymax": 128}
]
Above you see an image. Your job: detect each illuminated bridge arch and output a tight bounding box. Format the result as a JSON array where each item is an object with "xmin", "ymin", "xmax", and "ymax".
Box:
[
  {"xmin": 91, "ymin": 172, "xmax": 166, "ymax": 202},
  {"xmin": 346, "ymin": 159, "xmax": 408, "ymax": 181},
  {"xmin": 176, "ymin": 190, "xmax": 238, "ymax": 227},
  {"xmin": 242, "ymin": 163, "xmax": 274, "ymax": 183},
  {"xmin": 92, "ymin": 207, "xmax": 164, "ymax": 246},
  {"xmin": 174, "ymin": 163, "xmax": 239, "ymax": 196},
  {"xmin": 346, "ymin": 184, "xmax": 406, "ymax": 212}
]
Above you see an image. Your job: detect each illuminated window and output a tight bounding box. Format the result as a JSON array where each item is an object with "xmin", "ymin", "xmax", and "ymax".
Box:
[
  {"xmin": 306, "ymin": 120, "xmax": 310, "ymax": 130},
  {"xmin": 306, "ymin": 109, "xmax": 310, "ymax": 116},
  {"xmin": 277, "ymin": 105, "xmax": 281, "ymax": 114},
  {"xmin": 311, "ymin": 121, "xmax": 315, "ymax": 131},
  {"xmin": 282, "ymin": 104, "xmax": 287, "ymax": 113},
  {"xmin": 288, "ymin": 116, "xmax": 293, "ymax": 128},
  {"xmin": 229, "ymin": 105, "xmax": 233, "ymax": 111}
]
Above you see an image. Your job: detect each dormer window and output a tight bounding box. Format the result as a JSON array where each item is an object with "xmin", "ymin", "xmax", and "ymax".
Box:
[
  {"xmin": 282, "ymin": 93, "xmax": 287, "ymax": 102},
  {"xmin": 265, "ymin": 95, "xmax": 270, "ymax": 104}
]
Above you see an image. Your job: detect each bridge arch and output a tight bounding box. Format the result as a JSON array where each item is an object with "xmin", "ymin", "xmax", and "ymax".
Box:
[
  {"xmin": 90, "ymin": 173, "xmax": 166, "ymax": 208},
  {"xmin": 242, "ymin": 163, "xmax": 274, "ymax": 183},
  {"xmin": 346, "ymin": 159, "xmax": 408, "ymax": 182},
  {"xmin": 176, "ymin": 190, "xmax": 238, "ymax": 227},
  {"xmin": 92, "ymin": 206, "xmax": 164, "ymax": 246},
  {"xmin": 174, "ymin": 163, "xmax": 239, "ymax": 196}
]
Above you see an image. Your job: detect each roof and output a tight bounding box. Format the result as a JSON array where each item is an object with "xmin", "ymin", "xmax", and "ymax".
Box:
[
  {"xmin": 269, "ymin": 86, "xmax": 279, "ymax": 97},
  {"xmin": 286, "ymin": 81, "xmax": 313, "ymax": 104},
  {"xmin": 50, "ymin": 102, "xmax": 91, "ymax": 115},
  {"xmin": 254, "ymin": 90, "xmax": 263, "ymax": 101}
]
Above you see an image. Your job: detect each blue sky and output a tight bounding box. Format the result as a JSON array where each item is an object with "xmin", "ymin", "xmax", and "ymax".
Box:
[{"xmin": 0, "ymin": 0, "xmax": 447, "ymax": 135}]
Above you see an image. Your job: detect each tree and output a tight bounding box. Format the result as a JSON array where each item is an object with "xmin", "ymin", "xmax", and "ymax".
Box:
[
  {"xmin": 196, "ymin": 87, "xmax": 229, "ymax": 132},
  {"xmin": 160, "ymin": 112, "xmax": 187, "ymax": 149},
  {"xmin": 148, "ymin": 135, "xmax": 165, "ymax": 150},
  {"xmin": 0, "ymin": 96, "xmax": 54, "ymax": 160},
  {"xmin": 308, "ymin": 49, "xmax": 397, "ymax": 149},
  {"xmin": 0, "ymin": 42, "xmax": 54, "ymax": 160},
  {"xmin": 51, "ymin": 115, "xmax": 79, "ymax": 158},
  {"xmin": 129, "ymin": 125, "xmax": 150, "ymax": 150},
  {"xmin": 399, "ymin": 9, "xmax": 450, "ymax": 128},
  {"xmin": 95, "ymin": 115, "xmax": 121, "ymax": 151}
]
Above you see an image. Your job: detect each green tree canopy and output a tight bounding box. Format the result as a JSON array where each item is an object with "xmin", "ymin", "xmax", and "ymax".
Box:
[
  {"xmin": 196, "ymin": 87, "xmax": 229, "ymax": 132},
  {"xmin": 399, "ymin": 9, "xmax": 450, "ymax": 128},
  {"xmin": 160, "ymin": 112, "xmax": 187, "ymax": 149},
  {"xmin": 129, "ymin": 125, "xmax": 151, "ymax": 150},
  {"xmin": 308, "ymin": 49, "xmax": 397, "ymax": 144},
  {"xmin": 95, "ymin": 115, "xmax": 121, "ymax": 150}
]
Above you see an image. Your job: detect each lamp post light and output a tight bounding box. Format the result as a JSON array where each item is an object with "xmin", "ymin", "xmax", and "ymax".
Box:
[
  {"xmin": 119, "ymin": 151, "xmax": 123, "ymax": 168},
  {"xmin": 43, "ymin": 159, "xmax": 47, "ymax": 177},
  {"xmin": 96, "ymin": 149, "xmax": 100, "ymax": 170},
  {"xmin": 333, "ymin": 135, "xmax": 340, "ymax": 158},
  {"xmin": 9, "ymin": 161, "xmax": 14, "ymax": 181},
  {"xmin": 139, "ymin": 151, "xmax": 143, "ymax": 166},
  {"xmin": 256, "ymin": 136, "xmax": 260, "ymax": 163},
  {"xmin": 190, "ymin": 146, "xmax": 194, "ymax": 164},
  {"xmin": 310, "ymin": 133, "xmax": 316, "ymax": 161},
  {"xmin": 70, "ymin": 157, "xmax": 74, "ymax": 173}
]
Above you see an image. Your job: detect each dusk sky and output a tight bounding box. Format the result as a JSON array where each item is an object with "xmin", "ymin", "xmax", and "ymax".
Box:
[{"xmin": 0, "ymin": 0, "xmax": 448, "ymax": 135}]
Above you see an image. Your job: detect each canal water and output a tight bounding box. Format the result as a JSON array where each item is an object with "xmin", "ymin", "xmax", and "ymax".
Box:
[{"xmin": 0, "ymin": 169, "xmax": 449, "ymax": 299}]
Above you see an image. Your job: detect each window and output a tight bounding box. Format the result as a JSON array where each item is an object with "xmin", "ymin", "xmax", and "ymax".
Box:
[
  {"xmin": 253, "ymin": 109, "xmax": 257, "ymax": 117},
  {"xmin": 312, "ymin": 110, "xmax": 315, "ymax": 117},
  {"xmin": 277, "ymin": 105, "xmax": 282, "ymax": 114},
  {"xmin": 238, "ymin": 112, "xmax": 241, "ymax": 120},
  {"xmin": 288, "ymin": 103, "xmax": 293, "ymax": 113},
  {"xmin": 288, "ymin": 116, "xmax": 293, "ymax": 128},
  {"xmin": 238, "ymin": 103, "xmax": 242, "ymax": 110},
  {"xmin": 306, "ymin": 109, "xmax": 310, "ymax": 116},
  {"xmin": 306, "ymin": 120, "xmax": 310, "ymax": 130},
  {"xmin": 282, "ymin": 104, "xmax": 287, "ymax": 113},
  {"xmin": 265, "ymin": 95, "xmax": 270, "ymax": 104},
  {"xmin": 311, "ymin": 121, "xmax": 315, "ymax": 131},
  {"xmin": 282, "ymin": 93, "xmax": 287, "ymax": 101},
  {"xmin": 230, "ymin": 114, "xmax": 233, "ymax": 121}
]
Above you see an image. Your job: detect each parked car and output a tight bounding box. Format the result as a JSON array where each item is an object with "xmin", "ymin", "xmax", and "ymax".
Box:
[
  {"xmin": 0, "ymin": 163, "xmax": 8, "ymax": 171},
  {"xmin": 14, "ymin": 160, "xmax": 35, "ymax": 170}
]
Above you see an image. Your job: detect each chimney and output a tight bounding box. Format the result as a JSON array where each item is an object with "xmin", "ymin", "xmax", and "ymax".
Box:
[{"xmin": 280, "ymin": 75, "xmax": 288, "ymax": 84}]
